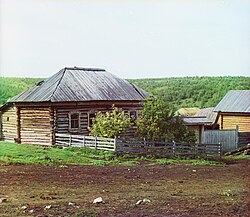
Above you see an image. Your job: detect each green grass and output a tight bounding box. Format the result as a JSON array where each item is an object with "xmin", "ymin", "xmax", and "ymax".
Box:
[
  {"xmin": 0, "ymin": 141, "xmax": 224, "ymax": 166},
  {"xmin": 154, "ymin": 158, "xmax": 222, "ymax": 166},
  {"xmin": 0, "ymin": 142, "xmax": 132, "ymax": 166},
  {"xmin": 225, "ymin": 155, "xmax": 250, "ymax": 160}
]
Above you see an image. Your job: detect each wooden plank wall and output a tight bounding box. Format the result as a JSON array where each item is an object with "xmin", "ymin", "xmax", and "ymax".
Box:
[
  {"xmin": 202, "ymin": 129, "xmax": 237, "ymax": 153},
  {"xmin": 20, "ymin": 108, "xmax": 52, "ymax": 145},
  {"xmin": 221, "ymin": 114, "xmax": 250, "ymax": 132},
  {"xmin": 1, "ymin": 106, "xmax": 17, "ymax": 142}
]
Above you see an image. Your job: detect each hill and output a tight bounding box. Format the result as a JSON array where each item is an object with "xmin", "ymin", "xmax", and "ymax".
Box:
[
  {"xmin": 129, "ymin": 76, "xmax": 250, "ymax": 109},
  {"xmin": 0, "ymin": 76, "xmax": 249, "ymax": 109},
  {"xmin": 0, "ymin": 77, "xmax": 43, "ymax": 105}
]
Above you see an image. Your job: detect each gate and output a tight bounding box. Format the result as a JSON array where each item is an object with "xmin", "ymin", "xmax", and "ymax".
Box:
[{"xmin": 202, "ymin": 129, "xmax": 237, "ymax": 153}]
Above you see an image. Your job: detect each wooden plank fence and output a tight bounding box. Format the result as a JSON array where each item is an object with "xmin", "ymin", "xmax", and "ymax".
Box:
[
  {"xmin": 116, "ymin": 138, "xmax": 221, "ymax": 157},
  {"xmin": 55, "ymin": 133, "xmax": 116, "ymax": 151},
  {"xmin": 202, "ymin": 129, "xmax": 237, "ymax": 153},
  {"xmin": 55, "ymin": 133, "xmax": 222, "ymax": 157}
]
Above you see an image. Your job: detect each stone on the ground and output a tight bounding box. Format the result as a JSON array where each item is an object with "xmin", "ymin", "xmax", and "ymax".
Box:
[
  {"xmin": 0, "ymin": 198, "xmax": 7, "ymax": 203},
  {"xmin": 29, "ymin": 209, "xmax": 34, "ymax": 213},
  {"xmin": 143, "ymin": 198, "xmax": 151, "ymax": 203},
  {"xmin": 44, "ymin": 205, "xmax": 52, "ymax": 210},
  {"xmin": 68, "ymin": 202, "xmax": 75, "ymax": 206},
  {"xmin": 136, "ymin": 198, "xmax": 151, "ymax": 205},
  {"xmin": 21, "ymin": 206, "xmax": 27, "ymax": 210},
  {"xmin": 136, "ymin": 199, "xmax": 143, "ymax": 205},
  {"xmin": 93, "ymin": 197, "xmax": 104, "ymax": 204}
]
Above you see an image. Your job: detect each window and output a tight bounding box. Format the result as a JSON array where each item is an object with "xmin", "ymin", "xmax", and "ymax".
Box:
[
  {"xmin": 129, "ymin": 111, "xmax": 137, "ymax": 125},
  {"xmin": 87, "ymin": 111, "xmax": 96, "ymax": 131},
  {"xmin": 69, "ymin": 112, "xmax": 80, "ymax": 131},
  {"xmin": 129, "ymin": 111, "xmax": 137, "ymax": 119},
  {"xmin": 6, "ymin": 117, "xmax": 10, "ymax": 122},
  {"xmin": 136, "ymin": 110, "xmax": 142, "ymax": 118}
]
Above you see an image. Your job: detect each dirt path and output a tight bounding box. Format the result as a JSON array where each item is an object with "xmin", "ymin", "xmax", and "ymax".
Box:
[{"xmin": 0, "ymin": 159, "xmax": 249, "ymax": 217}]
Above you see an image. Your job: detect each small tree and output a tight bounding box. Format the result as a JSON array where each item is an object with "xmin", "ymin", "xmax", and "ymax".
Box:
[
  {"xmin": 90, "ymin": 106, "xmax": 131, "ymax": 138},
  {"xmin": 136, "ymin": 97, "xmax": 196, "ymax": 143}
]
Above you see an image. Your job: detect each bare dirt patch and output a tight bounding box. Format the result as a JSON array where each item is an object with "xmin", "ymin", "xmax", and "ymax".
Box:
[{"xmin": 0, "ymin": 159, "xmax": 249, "ymax": 217}]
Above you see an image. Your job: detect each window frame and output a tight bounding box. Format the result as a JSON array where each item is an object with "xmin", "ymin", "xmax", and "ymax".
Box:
[
  {"xmin": 68, "ymin": 111, "xmax": 81, "ymax": 132},
  {"xmin": 87, "ymin": 111, "xmax": 96, "ymax": 131}
]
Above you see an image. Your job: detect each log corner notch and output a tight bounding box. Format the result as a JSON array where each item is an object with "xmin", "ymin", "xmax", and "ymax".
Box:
[
  {"xmin": 49, "ymin": 107, "xmax": 55, "ymax": 145},
  {"xmin": 15, "ymin": 106, "xmax": 21, "ymax": 144}
]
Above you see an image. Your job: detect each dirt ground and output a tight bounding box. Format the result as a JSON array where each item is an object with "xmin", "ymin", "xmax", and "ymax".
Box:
[{"xmin": 0, "ymin": 159, "xmax": 249, "ymax": 217}]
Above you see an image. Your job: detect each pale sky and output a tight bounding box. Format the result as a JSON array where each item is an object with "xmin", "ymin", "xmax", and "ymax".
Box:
[{"xmin": 0, "ymin": 0, "xmax": 250, "ymax": 79}]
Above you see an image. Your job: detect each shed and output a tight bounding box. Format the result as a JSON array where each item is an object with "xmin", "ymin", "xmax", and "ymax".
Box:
[
  {"xmin": 213, "ymin": 90, "xmax": 250, "ymax": 146},
  {"xmin": 182, "ymin": 116, "xmax": 212, "ymax": 143},
  {"xmin": 194, "ymin": 107, "xmax": 219, "ymax": 129},
  {"xmin": 0, "ymin": 67, "xmax": 148, "ymax": 145},
  {"xmin": 213, "ymin": 90, "xmax": 250, "ymax": 132}
]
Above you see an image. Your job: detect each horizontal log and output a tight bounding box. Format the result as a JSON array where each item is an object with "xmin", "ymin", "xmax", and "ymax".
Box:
[{"xmin": 225, "ymin": 144, "xmax": 250, "ymax": 155}]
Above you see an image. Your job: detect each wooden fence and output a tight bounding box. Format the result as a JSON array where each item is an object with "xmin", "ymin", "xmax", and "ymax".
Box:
[
  {"xmin": 55, "ymin": 133, "xmax": 221, "ymax": 157},
  {"xmin": 202, "ymin": 129, "xmax": 237, "ymax": 153},
  {"xmin": 55, "ymin": 133, "xmax": 116, "ymax": 151},
  {"xmin": 116, "ymin": 138, "xmax": 221, "ymax": 157}
]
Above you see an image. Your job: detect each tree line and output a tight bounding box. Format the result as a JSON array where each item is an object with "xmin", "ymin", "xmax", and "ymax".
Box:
[
  {"xmin": 129, "ymin": 76, "xmax": 250, "ymax": 109},
  {"xmin": 0, "ymin": 76, "xmax": 249, "ymax": 109},
  {"xmin": 0, "ymin": 77, "xmax": 42, "ymax": 105}
]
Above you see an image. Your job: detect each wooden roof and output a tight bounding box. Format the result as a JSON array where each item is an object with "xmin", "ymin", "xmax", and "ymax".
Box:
[
  {"xmin": 213, "ymin": 90, "xmax": 250, "ymax": 113},
  {"xmin": 195, "ymin": 107, "xmax": 218, "ymax": 124},
  {"xmin": 9, "ymin": 67, "xmax": 148, "ymax": 103},
  {"xmin": 182, "ymin": 116, "xmax": 212, "ymax": 126}
]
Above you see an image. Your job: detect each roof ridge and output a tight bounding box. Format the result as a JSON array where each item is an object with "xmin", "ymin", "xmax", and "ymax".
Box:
[
  {"xmin": 130, "ymin": 83, "xmax": 145, "ymax": 98},
  {"xmin": 65, "ymin": 67, "xmax": 105, "ymax": 71},
  {"xmin": 50, "ymin": 68, "xmax": 67, "ymax": 102}
]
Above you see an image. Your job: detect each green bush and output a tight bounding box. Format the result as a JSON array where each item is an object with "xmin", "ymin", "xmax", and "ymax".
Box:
[
  {"xmin": 136, "ymin": 97, "xmax": 196, "ymax": 143},
  {"xmin": 90, "ymin": 106, "xmax": 131, "ymax": 138}
]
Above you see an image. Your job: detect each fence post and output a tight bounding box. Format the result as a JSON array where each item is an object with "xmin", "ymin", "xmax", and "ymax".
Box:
[
  {"xmin": 218, "ymin": 142, "xmax": 222, "ymax": 157},
  {"xmin": 114, "ymin": 136, "xmax": 117, "ymax": 152},
  {"xmin": 172, "ymin": 140, "xmax": 176, "ymax": 157},
  {"xmin": 144, "ymin": 138, "xmax": 147, "ymax": 154},
  {"xmin": 83, "ymin": 136, "xmax": 85, "ymax": 147},
  {"xmin": 194, "ymin": 143, "xmax": 198, "ymax": 158},
  {"xmin": 235, "ymin": 125, "xmax": 239, "ymax": 148},
  {"xmin": 95, "ymin": 136, "xmax": 97, "ymax": 149},
  {"xmin": 69, "ymin": 134, "xmax": 72, "ymax": 146}
]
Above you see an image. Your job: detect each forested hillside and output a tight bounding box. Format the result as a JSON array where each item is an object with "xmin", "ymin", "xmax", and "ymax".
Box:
[
  {"xmin": 129, "ymin": 76, "xmax": 250, "ymax": 109},
  {"xmin": 0, "ymin": 77, "xmax": 43, "ymax": 105},
  {"xmin": 0, "ymin": 76, "xmax": 249, "ymax": 109}
]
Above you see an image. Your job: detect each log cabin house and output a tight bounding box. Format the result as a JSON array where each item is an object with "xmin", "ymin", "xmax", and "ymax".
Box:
[
  {"xmin": 0, "ymin": 67, "xmax": 148, "ymax": 145},
  {"xmin": 213, "ymin": 90, "xmax": 250, "ymax": 145}
]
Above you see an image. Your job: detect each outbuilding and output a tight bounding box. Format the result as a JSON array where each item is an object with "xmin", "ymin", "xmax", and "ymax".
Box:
[{"xmin": 213, "ymin": 90, "xmax": 250, "ymax": 145}]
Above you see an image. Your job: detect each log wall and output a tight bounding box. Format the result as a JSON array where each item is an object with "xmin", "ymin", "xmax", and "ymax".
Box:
[
  {"xmin": 0, "ymin": 106, "xmax": 17, "ymax": 142},
  {"xmin": 56, "ymin": 108, "xmax": 89, "ymax": 135},
  {"xmin": 20, "ymin": 108, "xmax": 52, "ymax": 145},
  {"xmin": 55, "ymin": 104, "xmax": 142, "ymax": 137},
  {"xmin": 220, "ymin": 113, "xmax": 250, "ymax": 132}
]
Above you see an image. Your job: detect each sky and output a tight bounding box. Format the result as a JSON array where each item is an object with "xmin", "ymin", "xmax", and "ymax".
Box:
[{"xmin": 0, "ymin": 0, "xmax": 250, "ymax": 79}]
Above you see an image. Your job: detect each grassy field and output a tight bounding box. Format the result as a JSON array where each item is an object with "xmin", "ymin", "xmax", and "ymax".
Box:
[{"xmin": 0, "ymin": 141, "xmax": 224, "ymax": 166}]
